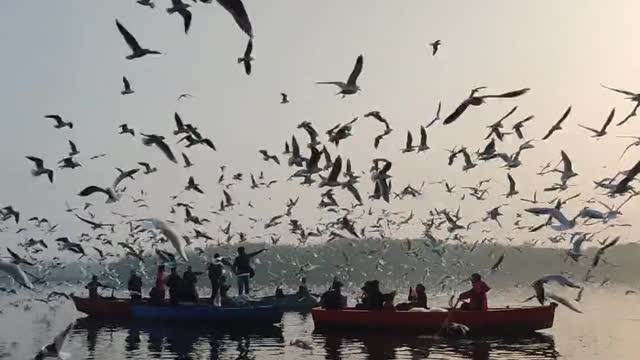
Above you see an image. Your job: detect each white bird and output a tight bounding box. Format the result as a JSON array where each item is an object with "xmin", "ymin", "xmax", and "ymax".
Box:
[
  {"xmin": 317, "ymin": 54, "xmax": 363, "ymax": 97},
  {"xmin": 0, "ymin": 258, "xmax": 33, "ymax": 289},
  {"xmin": 147, "ymin": 218, "xmax": 188, "ymax": 261},
  {"xmin": 34, "ymin": 322, "xmax": 74, "ymax": 360},
  {"xmin": 290, "ymin": 338, "xmax": 314, "ymax": 350},
  {"xmin": 525, "ymin": 207, "xmax": 579, "ymax": 230}
]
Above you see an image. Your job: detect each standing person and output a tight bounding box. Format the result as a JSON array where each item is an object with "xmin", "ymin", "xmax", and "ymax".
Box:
[
  {"xmin": 296, "ymin": 277, "xmax": 310, "ymax": 299},
  {"xmin": 458, "ymin": 273, "xmax": 491, "ymax": 311},
  {"xmin": 155, "ymin": 265, "xmax": 167, "ymax": 300},
  {"xmin": 85, "ymin": 275, "xmax": 105, "ymax": 300},
  {"xmin": 127, "ymin": 270, "xmax": 143, "ymax": 302},
  {"xmin": 232, "ymin": 247, "xmax": 267, "ymax": 296},
  {"xmin": 166, "ymin": 267, "xmax": 182, "ymax": 305},
  {"xmin": 207, "ymin": 254, "xmax": 225, "ymax": 305},
  {"xmin": 182, "ymin": 266, "xmax": 199, "ymax": 303}
]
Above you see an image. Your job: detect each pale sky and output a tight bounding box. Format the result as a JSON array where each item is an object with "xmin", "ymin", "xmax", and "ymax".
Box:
[{"xmin": 1, "ymin": 1, "xmax": 640, "ymax": 258}]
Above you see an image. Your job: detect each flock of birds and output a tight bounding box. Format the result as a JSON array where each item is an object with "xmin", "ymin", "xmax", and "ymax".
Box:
[{"xmin": 3, "ymin": 0, "xmax": 640, "ymax": 356}]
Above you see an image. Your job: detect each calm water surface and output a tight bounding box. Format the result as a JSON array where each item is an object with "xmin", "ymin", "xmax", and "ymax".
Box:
[{"xmin": 1, "ymin": 287, "xmax": 639, "ymax": 359}]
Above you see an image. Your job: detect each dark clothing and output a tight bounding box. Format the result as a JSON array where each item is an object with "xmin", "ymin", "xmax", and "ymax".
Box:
[
  {"xmin": 415, "ymin": 291, "xmax": 427, "ymax": 308},
  {"xmin": 208, "ymin": 262, "xmax": 224, "ymax": 301},
  {"xmin": 459, "ymin": 280, "xmax": 490, "ymax": 311},
  {"xmin": 363, "ymin": 290, "xmax": 384, "ymax": 310},
  {"xmin": 296, "ymin": 285, "xmax": 310, "ymax": 298},
  {"xmin": 320, "ymin": 289, "xmax": 344, "ymax": 310},
  {"xmin": 86, "ymin": 280, "xmax": 103, "ymax": 299},
  {"xmin": 183, "ymin": 270, "xmax": 198, "ymax": 302},
  {"xmin": 237, "ymin": 274, "xmax": 250, "ymax": 295},
  {"xmin": 128, "ymin": 274, "xmax": 143, "ymax": 301},
  {"xmin": 233, "ymin": 250, "xmax": 264, "ymax": 296},
  {"xmin": 155, "ymin": 271, "xmax": 167, "ymax": 300},
  {"xmin": 149, "ymin": 287, "xmax": 163, "ymax": 305},
  {"xmin": 166, "ymin": 273, "xmax": 182, "ymax": 305}
]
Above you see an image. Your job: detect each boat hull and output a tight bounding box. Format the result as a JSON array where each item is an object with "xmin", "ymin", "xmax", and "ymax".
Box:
[
  {"xmin": 72, "ymin": 296, "xmax": 283, "ymax": 324},
  {"xmin": 253, "ymin": 294, "xmax": 320, "ymax": 311},
  {"xmin": 312, "ymin": 304, "xmax": 557, "ymax": 335}
]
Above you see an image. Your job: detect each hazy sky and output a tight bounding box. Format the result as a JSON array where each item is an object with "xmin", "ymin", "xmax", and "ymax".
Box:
[{"xmin": 2, "ymin": 1, "xmax": 640, "ymax": 258}]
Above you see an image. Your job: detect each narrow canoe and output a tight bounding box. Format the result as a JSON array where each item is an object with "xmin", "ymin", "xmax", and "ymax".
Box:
[
  {"xmin": 312, "ymin": 303, "xmax": 557, "ymax": 335},
  {"xmin": 72, "ymin": 296, "xmax": 283, "ymax": 324}
]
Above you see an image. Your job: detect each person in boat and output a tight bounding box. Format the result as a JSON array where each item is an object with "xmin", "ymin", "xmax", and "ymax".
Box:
[
  {"xmin": 127, "ymin": 270, "xmax": 143, "ymax": 302},
  {"xmin": 320, "ymin": 280, "xmax": 344, "ymax": 310},
  {"xmin": 182, "ymin": 266, "xmax": 201, "ymax": 303},
  {"xmin": 219, "ymin": 275, "xmax": 233, "ymax": 306},
  {"xmin": 232, "ymin": 246, "xmax": 267, "ymax": 296},
  {"xmin": 166, "ymin": 267, "xmax": 183, "ymax": 305},
  {"xmin": 85, "ymin": 275, "xmax": 106, "ymax": 300},
  {"xmin": 207, "ymin": 254, "xmax": 225, "ymax": 305},
  {"xmin": 356, "ymin": 280, "xmax": 384, "ymax": 310},
  {"xmin": 458, "ymin": 273, "xmax": 491, "ymax": 311},
  {"xmin": 396, "ymin": 284, "xmax": 428, "ymax": 310},
  {"xmin": 296, "ymin": 277, "xmax": 310, "ymax": 299}
]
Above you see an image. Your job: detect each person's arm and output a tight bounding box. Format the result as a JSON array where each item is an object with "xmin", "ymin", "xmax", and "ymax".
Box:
[
  {"xmin": 248, "ymin": 248, "xmax": 267, "ymax": 258},
  {"xmin": 458, "ymin": 289, "xmax": 472, "ymax": 300}
]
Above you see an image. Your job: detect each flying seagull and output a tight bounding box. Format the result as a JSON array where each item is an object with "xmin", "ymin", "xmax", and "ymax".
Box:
[
  {"xmin": 238, "ymin": 39, "xmax": 254, "ymax": 75},
  {"xmin": 613, "ymin": 160, "xmax": 640, "ymax": 194},
  {"xmin": 167, "ymin": 0, "xmax": 192, "ymax": 34},
  {"xmin": 214, "ymin": 0, "xmax": 254, "ymax": 38},
  {"xmin": 121, "ymin": 76, "xmax": 134, "ymax": 95},
  {"xmin": 541, "ymin": 106, "xmax": 572, "ymax": 140},
  {"xmin": 578, "ymin": 108, "xmax": 615, "ymax": 138},
  {"xmin": 601, "ymin": 84, "xmax": 640, "ymax": 126},
  {"xmin": 68, "ymin": 140, "xmax": 79, "ymax": 156},
  {"xmin": 280, "ymin": 92, "xmax": 289, "ymax": 104},
  {"xmin": 512, "ymin": 115, "xmax": 534, "ymax": 139},
  {"xmin": 116, "ymin": 19, "xmax": 161, "ymax": 60},
  {"xmin": 44, "ymin": 115, "xmax": 73, "ymax": 129},
  {"xmin": 505, "ymin": 173, "xmax": 518, "ymax": 198},
  {"xmin": 442, "ymin": 88, "xmax": 530, "ymax": 125},
  {"xmin": 141, "ymin": 134, "xmax": 177, "ymax": 163},
  {"xmin": 317, "ymin": 54, "xmax": 363, "ymax": 97},
  {"xmin": 429, "ymin": 40, "xmax": 441, "ymax": 56},
  {"xmin": 0, "ymin": 258, "xmax": 33, "ymax": 289},
  {"xmin": 138, "ymin": 162, "xmax": 157, "ymax": 174},
  {"xmin": 137, "ymin": 0, "xmax": 155, "ymax": 8},
  {"xmin": 26, "ymin": 156, "xmax": 54, "ymax": 183},
  {"xmin": 182, "ymin": 153, "xmax": 193, "ymax": 168},
  {"xmin": 119, "ymin": 124, "xmax": 135, "ymax": 136}
]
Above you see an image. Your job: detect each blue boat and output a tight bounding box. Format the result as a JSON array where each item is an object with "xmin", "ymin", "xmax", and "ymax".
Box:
[{"xmin": 132, "ymin": 304, "xmax": 283, "ymax": 324}]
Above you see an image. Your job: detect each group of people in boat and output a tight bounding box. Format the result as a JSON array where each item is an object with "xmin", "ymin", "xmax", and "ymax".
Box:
[{"xmin": 320, "ymin": 273, "xmax": 491, "ymax": 311}]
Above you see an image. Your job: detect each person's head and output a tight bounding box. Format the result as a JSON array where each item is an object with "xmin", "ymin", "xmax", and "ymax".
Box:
[
  {"xmin": 187, "ymin": 266, "xmax": 192, "ymax": 271},
  {"xmin": 171, "ymin": 267, "xmax": 177, "ymax": 274},
  {"xmin": 158, "ymin": 265, "xmax": 165, "ymax": 272},
  {"xmin": 371, "ymin": 280, "xmax": 380, "ymax": 290},
  {"xmin": 332, "ymin": 281, "xmax": 344, "ymax": 291},
  {"xmin": 301, "ymin": 277, "xmax": 307, "ymax": 284},
  {"xmin": 213, "ymin": 253, "xmax": 220, "ymax": 259},
  {"xmin": 470, "ymin": 273, "xmax": 482, "ymax": 284},
  {"xmin": 237, "ymin": 247, "xmax": 245, "ymax": 255},
  {"xmin": 416, "ymin": 284, "xmax": 426, "ymax": 293},
  {"xmin": 91, "ymin": 275, "xmax": 98, "ymax": 281}
]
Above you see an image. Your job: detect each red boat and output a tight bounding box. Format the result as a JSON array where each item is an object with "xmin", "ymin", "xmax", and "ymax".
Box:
[
  {"xmin": 73, "ymin": 296, "xmax": 133, "ymax": 318},
  {"xmin": 312, "ymin": 303, "xmax": 557, "ymax": 335}
]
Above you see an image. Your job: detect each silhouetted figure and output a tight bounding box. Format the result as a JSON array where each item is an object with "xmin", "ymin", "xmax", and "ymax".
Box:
[
  {"xmin": 232, "ymin": 246, "xmax": 267, "ymax": 296},
  {"xmin": 182, "ymin": 266, "xmax": 199, "ymax": 303},
  {"xmin": 166, "ymin": 267, "xmax": 182, "ymax": 305},
  {"xmin": 397, "ymin": 284, "xmax": 428, "ymax": 310},
  {"xmin": 320, "ymin": 280, "xmax": 345, "ymax": 310},
  {"xmin": 85, "ymin": 275, "xmax": 105, "ymax": 300},
  {"xmin": 208, "ymin": 253, "xmax": 225, "ymax": 305},
  {"xmin": 356, "ymin": 280, "xmax": 384, "ymax": 310},
  {"xmin": 127, "ymin": 270, "xmax": 143, "ymax": 301},
  {"xmin": 296, "ymin": 277, "xmax": 310, "ymax": 298}
]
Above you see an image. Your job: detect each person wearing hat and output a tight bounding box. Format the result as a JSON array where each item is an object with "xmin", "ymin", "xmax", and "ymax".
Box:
[
  {"xmin": 458, "ymin": 273, "xmax": 491, "ymax": 311},
  {"xmin": 320, "ymin": 279, "xmax": 345, "ymax": 310}
]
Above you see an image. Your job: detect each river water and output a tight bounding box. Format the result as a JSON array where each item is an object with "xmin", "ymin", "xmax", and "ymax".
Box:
[{"xmin": 1, "ymin": 286, "xmax": 638, "ymax": 359}]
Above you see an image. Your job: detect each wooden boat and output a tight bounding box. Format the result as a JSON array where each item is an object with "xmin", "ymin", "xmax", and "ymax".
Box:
[
  {"xmin": 252, "ymin": 294, "xmax": 320, "ymax": 311},
  {"xmin": 72, "ymin": 296, "xmax": 283, "ymax": 325},
  {"xmin": 312, "ymin": 303, "xmax": 557, "ymax": 335}
]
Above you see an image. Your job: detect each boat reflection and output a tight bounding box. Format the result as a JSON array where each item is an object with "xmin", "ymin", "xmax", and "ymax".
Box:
[{"xmin": 314, "ymin": 330, "xmax": 558, "ymax": 359}]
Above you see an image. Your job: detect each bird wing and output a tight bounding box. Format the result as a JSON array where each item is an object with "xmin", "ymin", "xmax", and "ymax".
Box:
[
  {"xmin": 601, "ymin": 84, "xmax": 637, "ymax": 97},
  {"xmin": 419, "ymin": 126, "xmax": 427, "ymax": 146},
  {"xmin": 151, "ymin": 219, "xmax": 187, "ymax": 261},
  {"xmin": 26, "ymin": 156, "xmax": 44, "ymax": 168},
  {"xmin": 244, "ymin": 38, "xmax": 253, "ymax": 58},
  {"xmin": 152, "ymin": 138, "xmax": 177, "ymax": 163},
  {"xmin": 113, "ymin": 168, "xmax": 139, "ymax": 190},
  {"xmin": 52, "ymin": 322, "xmax": 74, "ymax": 354},
  {"xmin": 75, "ymin": 214, "xmax": 99, "ymax": 226},
  {"xmin": 577, "ymin": 124, "xmax": 599, "ymax": 134},
  {"xmin": 346, "ymin": 54, "xmax": 364, "ymax": 87},
  {"xmin": 78, "ymin": 186, "xmax": 110, "ymax": 198},
  {"xmin": 546, "ymin": 292, "xmax": 582, "ymax": 313},
  {"xmin": 116, "ymin": 20, "xmax": 142, "ymax": 51},
  {"xmin": 601, "ymin": 107, "xmax": 615, "ymax": 132},
  {"xmin": 507, "ymin": 173, "xmax": 516, "ymax": 191},
  {"xmin": 405, "ymin": 131, "xmax": 413, "ymax": 149},
  {"xmin": 177, "ymin": 8, "xmax": 192, "ymax": 34},
  {"xmin": 542, "ymin": 106, "xmax": 572, "ymax": 140},
  {"xmin": 442, "ymin": 100, "xmax": 471, "ymax": 125},
  {"xmin": 122, "ymin": 76, "xmax": 130, "ymax": 91},
  {"xmin": 328, "ymin": 156, "xmax": 342, "ymax": 182},
  {"xmin": 615, "ymin": 160, "xmax": 640, "ymax": 193},
  {"xmin": 174, "ymin": 112, "xmax": 184, "ymax": 131},
  {"xmin": 617, "ymin": 102, "xmax": 640, "ymax": 126},
  {"xmin": 0, "ymin": 259, "xmax": 33, "ymax": 289},
  {"xmin": 68, "ymin": 141, "xmax": 78, "ymax": 153},
  {"xmin": 560, "ymin": 150, "xmax": 573, "ymax": 174},
  {"xmin": 480, "ymin": 88, "xmax": 530, "ymax": 99},
  {"xmin": 216, "ymin": 0, "xmax": 254, "ymax": 38}
]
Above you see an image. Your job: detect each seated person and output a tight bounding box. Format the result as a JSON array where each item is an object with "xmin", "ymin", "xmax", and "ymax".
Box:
[
  {"xmin": 355, "ymin": 280, "xmax": 384, "ymax": 310},
  {"xmin": 458, "ymin": 273, "xmax": 491, "ymax": 311},
  {"xmin": 85, "ymin": 275, "xmax": 105, "ymax": 300},
  {"xmin": 320, "ymin": 281, "xmax": 345, "ymax": 310},
  {"xmin": 383, "ymin": 291, "xmax": 396, "ymax": 310},
  {"xmin": 275, "ymin": 287, "xmax": 285, "ymax": 298},
  {"xmin": 296, "ymin": 277, "xmax": 310, "ymax": 298},
  {"xmin": 397, "ymin": 284, "xmax": 428, "ymax": 310}
]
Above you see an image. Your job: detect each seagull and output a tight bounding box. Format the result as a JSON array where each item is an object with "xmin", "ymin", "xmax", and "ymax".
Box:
[
  {"xmin": 138, "ymin": 162, "xmax": 157, "ymax": 174},
  {"xmin": 259, "ymin": 150, "xmax": 280, "ymax": 165},
  {"xmin": 182, "ymin": 153, "xmax": 193, "ymax": 168},
  {"xmin": 44, "ymin": 115, "xmax": 73, "ymax": 129},
  {"xmin": 443, "ymin": 88, "xmax": 530, "ymax": 125},
  {"xmin": 186, "ymin": 176, "xmax": 204, "ymax": 194},
  {"xmin": 58, "ymin": 157, "xmax": 82, "ymax": 170},
  {"xmin": 77, "ymin": 167, "xmax": 137, "ymax": 203},
  {"xmin": 541, "ymin": 106, "xmax": 572, "ymax": 140},
  {"xmin": 33, "ymin": 322, "xmax": 74, "ymax": 360},
  {"xmin": 121, "ymin": 76, "xmax": 134, "ymax": 95},
  {"xmin": 505, "ymin": 173, "xmax": 518, "ymax": 198},
  {"xmin": 119, "ymin": 124, "xmax": 135, "ymax": 136},
  {"xmin": 75, "ymin": 214, "xmax": 115, "ymax": 231},
  {"xmin": 364, "ymin": 111, "xmax": 392, "ymax": 131},
  {"xmin": 238, "ymin": 39, "xmax": 253, "ymax": 75},
  {"xmin": 115, "ymin": 19, "xmax": 161, "ymax": 60},
  {"xmin": 429, "ymin": 40, "xmax": 441, "ymax": 56},
  {"xmin": 137, "ymin": 0, "xmax": 155, "ymax": 9},
  {"xmin": 401, "ymin": 131, "xmax": 416, "ymax": 153},
  {"xmin": 592, "ymin": 236, "xmax": 619, "ymax": 268},
  {"xmin": 141, "ymin": 134, "xmax": 177, "ymax": 163},
  {"xmin": 426, "ymin": 101, "xmax": 442, "ymax": 128},
  {"xmin": 525, "ymin": 207, "xmax": 579, "ymax": 230},
  {"xmin": 214, "ymin": 0, "xmax": 254, "ymax": 38},
  {"xmin": 319, "ymin": 156, "xmax": 342, "ymax": 187},
  {"xmin": 530, "ymin": 275, "xmax": 582, "ymax": 313},
  {"xmin": 417, "ymin": 126, "xmax": 429, "ymax": 152},
  {"xmin": 26, "ymin": 156, "xmax": 54, "ymax": 183},
  {"xmin": 578, "ymin": 108, "xmax": 615, "ymax": 138},
  {"xmin": 601, "ymin": 84, "xmax": 640, "ymax": 126},
  {"xmin": 280, "ymin": 93, "xmax": 289, "ymax": 104},
  {"xmin": 167, "ymin": 0, "xmax": 192, "ymax": 34},
  {"xmin": 556, "ymin": 150, "xmax": 578, "ymax": 183},
  {"xmin": 317, "ymin": 54, "xmax": 363, "ymax": 97},
  {"xmin": 613, "ymin": 160, "xmax": 640, "ymax": 194},
  {"xmin": 512, "ymin": 115, "xmax": 534, "ymax": 139},
  {"xmin": 0, "ymin": 258, "xmax": 33, "ymax": 289},
  {"xmin": 68, "ymin": 140, "xmax": 79, "ymax": 156}
]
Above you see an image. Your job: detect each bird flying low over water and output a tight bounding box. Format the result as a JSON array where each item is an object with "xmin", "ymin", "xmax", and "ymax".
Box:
[
  {"xmin": 33, "ymin": 322, "xmax": 74, "ymax": 360},
  {"xmin": 442, "ymin": 88, "xmax": 530, "ymax": 125},
  {"xmin": 317, "ymin": 55, "xmax": 364, "ymax": 97},
  {"xmin": 116, "ymin": 19, "xmax": 161, "ymax": 60},
  {"xmin": 0, "ymin": 258, "xmax": 33, "ymax": 289}
]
